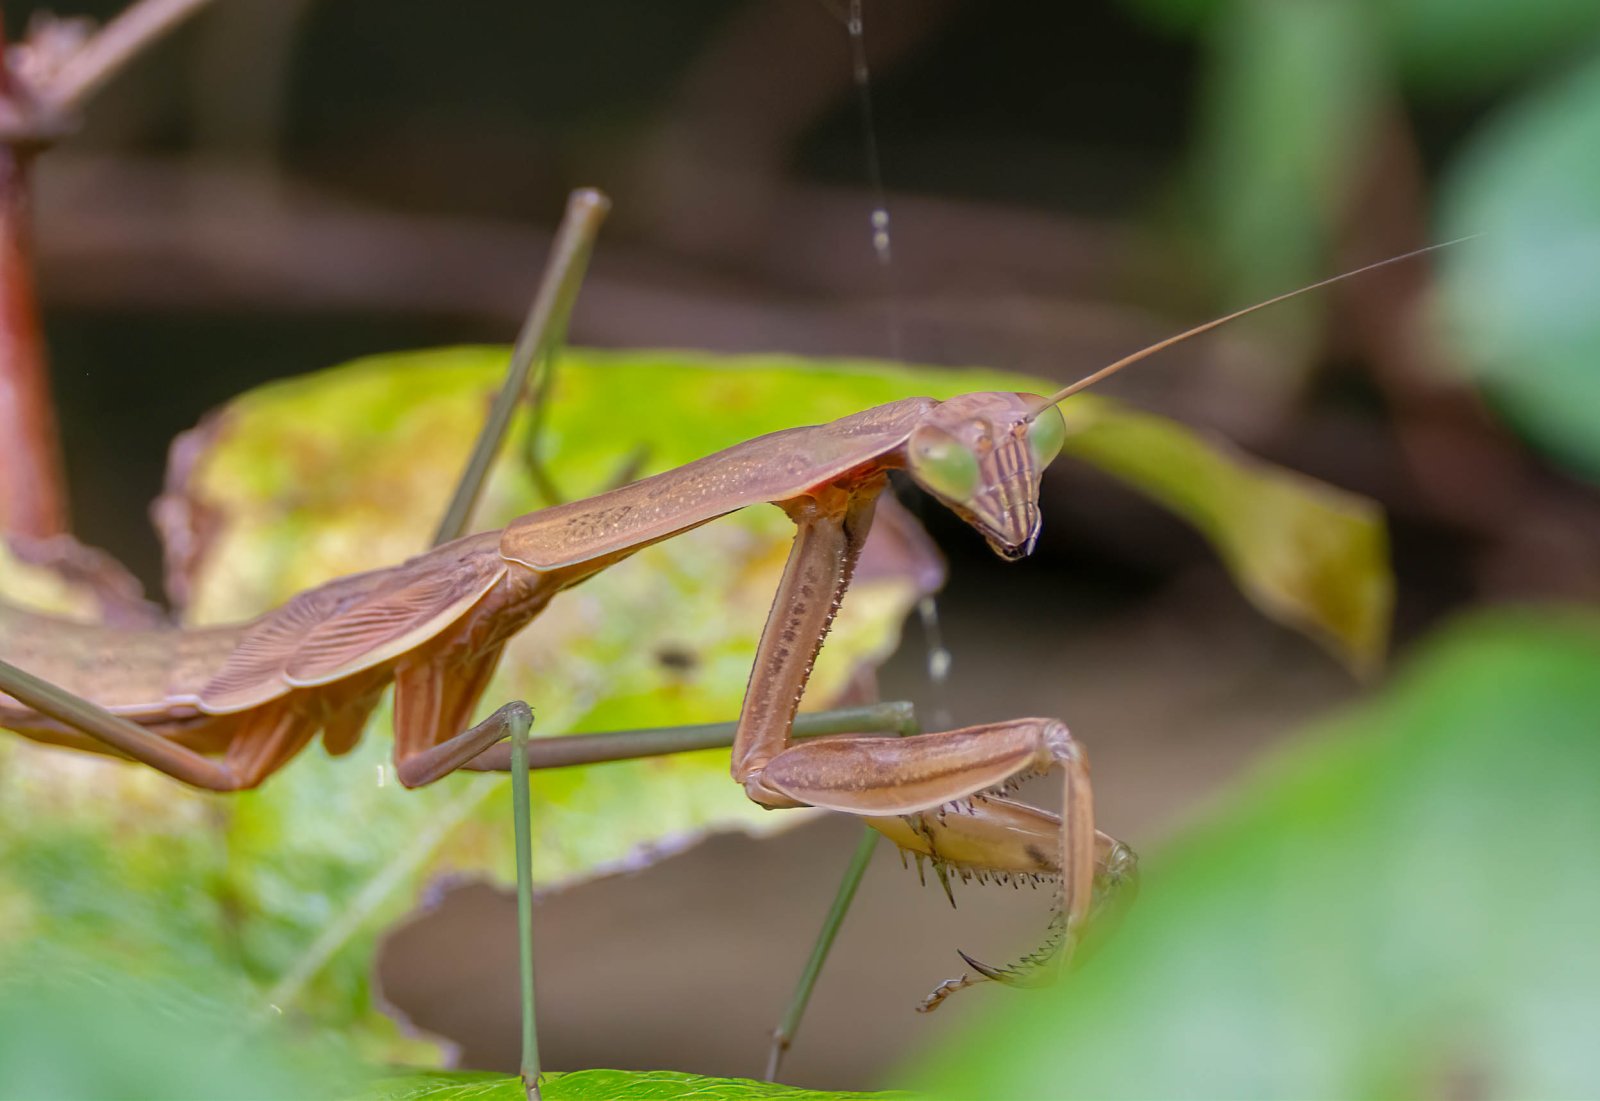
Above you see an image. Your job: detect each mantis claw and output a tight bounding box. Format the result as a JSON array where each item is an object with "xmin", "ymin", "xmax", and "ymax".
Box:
[
  {"xmin": 955, "ymin": 949, "xmax": 1013, "ymax": 983},
  {"xmin": 918, "ymin": 920, "xmax": 1073, "ymax": 1013},
  {"xmin": 902, "ymin": 818, "xmax": 1143, "ymax": 1012}
]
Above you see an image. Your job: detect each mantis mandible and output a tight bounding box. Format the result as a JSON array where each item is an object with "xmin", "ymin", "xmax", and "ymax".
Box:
[{"xmin": 0, "ymin": 187, "xmax": 1458, "ymax": 1046}]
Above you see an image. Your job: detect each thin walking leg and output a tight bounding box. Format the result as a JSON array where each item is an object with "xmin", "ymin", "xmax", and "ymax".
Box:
[
  {"xmin": 765, "ymin": 825, "xmax": 879, "ymax": 1082},
  {"xmin": 766, "ymin": 698, "xmax": 918, "ymax": 1082},
  {"xmin": 0, "ymin": 656, "xmax": 240, "ymax": 790},
  {"xmin": 458, "ymin": 698, "xmax": 919, "ymax": 1082},
  {"xmin": 432, "ymin": 188, "xmax": 610, "ymax": 547},
  {"xmin": 506, "ymin": 701, "xmax": 541, "ymax": 1101}
]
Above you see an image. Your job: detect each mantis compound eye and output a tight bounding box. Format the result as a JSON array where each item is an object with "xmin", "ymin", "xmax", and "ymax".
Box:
[
  {"xmin": 1027, "ymin": 403, "xmax": 1066, "ymax": 468},
  {"xmin": 908, "ymin": 427, "xmax": 981, "ymax": 505}
]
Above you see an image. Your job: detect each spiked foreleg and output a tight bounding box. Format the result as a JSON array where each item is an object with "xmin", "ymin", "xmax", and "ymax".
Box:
[
  {"xmin": 757, "ymin": 720, "xmax": 1095, "ymax": 926},
  {"xmin": 868, "ymin": 800, "xmax": 1132, "ymax": 886},
  {"xmin": 730, "ymin": 487, "xmax": 1125, "ymax": 1010},
  {"xmin": 732, "ymin": 481, "xmax": 884, "ymax": 794},
  {"xmin": 751, "ymin": 714, "xmax": 1124, "ymax": 1008}
]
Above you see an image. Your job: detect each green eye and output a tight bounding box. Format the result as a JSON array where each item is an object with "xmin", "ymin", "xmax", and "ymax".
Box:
[
  {"xmin": 909, "ymin": 431, "xmax": 981, "ymax": 502},
  {"xmin": 1028, "ymin": 404, "xmax": 1066, "ymax": 467}
]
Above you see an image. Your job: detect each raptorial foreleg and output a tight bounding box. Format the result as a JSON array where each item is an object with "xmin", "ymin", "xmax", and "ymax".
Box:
[
  {"xmin": 730, "ymin": 489, "xmax": 1132, "ymax": 1007},
  {"xmin": 752, "ymin": 716, "xmax": 1113, "ymax": 1004}
]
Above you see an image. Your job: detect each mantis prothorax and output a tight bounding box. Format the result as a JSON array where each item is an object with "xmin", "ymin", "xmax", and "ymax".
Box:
[{"xmin": 0, "ymin": 192, "xmax": 1462, "ymax": 1064}]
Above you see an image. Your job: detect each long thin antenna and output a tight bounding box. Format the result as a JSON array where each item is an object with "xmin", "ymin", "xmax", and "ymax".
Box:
[{"xmin": 1034, "ymin": 237, "xmax": 1477, "ymax": 414}]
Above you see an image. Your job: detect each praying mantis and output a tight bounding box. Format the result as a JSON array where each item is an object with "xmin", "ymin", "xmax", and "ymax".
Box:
[{"xmin": 0, "ymin": 185, "xmax": 1457, "ymax": 1092}]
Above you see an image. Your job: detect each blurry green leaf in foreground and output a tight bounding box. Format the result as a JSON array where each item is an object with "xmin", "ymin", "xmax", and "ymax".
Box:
[
  {"xmin": 1439, "ymin": 51, "xmax": 1600, "ymax": 481},
  {"xmin": 912, "ymin": 611, "xmax": 1600, "ymax": 1099},
  {"xmin": 0, "ymin": 947, "xmax": 353, "ymax": 1100},
  {"xmin": 0, "ymin": 348, "xmax": 1390, "ymax": 1060},
  {"xmin": 365, "ymin": 1068, "xmax": 913, "ymax": 1101}
]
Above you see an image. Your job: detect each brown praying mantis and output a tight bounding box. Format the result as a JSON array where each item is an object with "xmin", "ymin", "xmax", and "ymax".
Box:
[{"xmin": 0, "ymin": 187, "xmax": 1460, "ymax": 1089}]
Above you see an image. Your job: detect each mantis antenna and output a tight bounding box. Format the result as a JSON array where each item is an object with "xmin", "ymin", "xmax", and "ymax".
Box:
[{"xmin": 1030, "ymin": 236, "xmax": 1479, "ymax": 416}]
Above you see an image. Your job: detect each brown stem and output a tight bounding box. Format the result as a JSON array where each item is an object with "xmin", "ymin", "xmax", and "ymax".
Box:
[
  {"xmin": 0, "ymin": 0, "xmax": 219, "ymax": 541},
  {"xmin": 0, "ymin": 127, "xmax": 66, "ymax": 538},
  {"xmin": 41, "ymin": 0, "xmax": 216, "ymax": 114}
]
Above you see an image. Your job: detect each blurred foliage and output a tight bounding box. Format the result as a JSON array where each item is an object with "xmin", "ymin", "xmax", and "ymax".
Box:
[
  {"xmin": 1127, "ymin": 0, "xmax": 1600, "ymax": 91},
  {"xmin": 0, "ymin": 946, "xmax": 356, "ymax": 1100},
  {"xmin": 1, "ymin": 348, "xmax": 1392, "ymax": 1080},
  {"xmin": 912, "ymin": 611, "xmax": 1600, "ymax": 1099},
  {"xmin": 0, "ymin": 542, "xmax": 117, "ymax": 621},
  {"xmin": 364, "ymin": 1069, "xmax": 912, "ymax": 1100},
  {"xmin": 1378, "ymin": 0, "xmax": 1600, "ymax": 93},
  {"xmin": 1121, "ymin": 0, "xmax": 1600, "ymax": 437},
  {"xmin": 1438, "ymin": 54, "xmax": 1600, "ymax": 482},
  {"xmin": 0, "ymin": 951, "xmax": 910, "ymax": 1100},
  {"xmin": 1191, "ymin": 0, "xmax": 1375, "ymax": 336}
]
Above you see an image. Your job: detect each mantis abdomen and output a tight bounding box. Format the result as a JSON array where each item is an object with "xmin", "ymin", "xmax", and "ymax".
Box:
[{"xmin": 0, "ymin": 600, "xmax": 240, "ymax": 721}]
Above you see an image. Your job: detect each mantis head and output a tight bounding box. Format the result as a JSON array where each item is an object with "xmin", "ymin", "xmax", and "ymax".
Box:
[
  {"xmin": 905, "ymin": 241, "xmax": 1469, "ymax": 562},
  {"xmin": 906, "ymin": 393, "xmax": 1066, "ymax": 561}
]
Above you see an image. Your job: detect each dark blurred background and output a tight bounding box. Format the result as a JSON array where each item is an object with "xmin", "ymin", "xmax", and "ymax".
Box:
[{"xmin": 13, "ymin": 0, "xmax": 1600, "ymax": 1089}]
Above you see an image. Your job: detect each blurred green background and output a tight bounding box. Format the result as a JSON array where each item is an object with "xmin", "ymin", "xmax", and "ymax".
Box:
[{"xmin": 3, "ymin": 0, "xmax": 1599, "ymax": 1096}]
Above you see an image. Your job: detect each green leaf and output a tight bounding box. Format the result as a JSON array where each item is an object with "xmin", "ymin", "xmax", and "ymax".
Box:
[
  {"xmin": 909, "ymin": 611, "xmax": 1600, "ymax": 1099},
  {"xmin": 0, "ymin": 946, "xmax": 359, "ymax": 1100},
  {"xmin": 1, "ymin": 348, "xmax": 1391, "ymax": 1059},
  {"xmin": 1438, "ymin": 50, "xmax": 1600, "ymax": 481},
  {"xmin": 363, "ymin": 1069, "xmax": 915, "ymax": 1101}
]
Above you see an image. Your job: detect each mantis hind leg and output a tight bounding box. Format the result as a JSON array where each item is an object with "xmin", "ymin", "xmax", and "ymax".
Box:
[
  {"xmin": 0, "ymin": 655, "xmax": 242, "ymax": 790},
  {"xmin": 224, "ymin": 703, "xmax": 320, "ymax": 789},
  {"xmin": 0, "ymin": 654, "xmax": 340, "ymax": 791}
]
